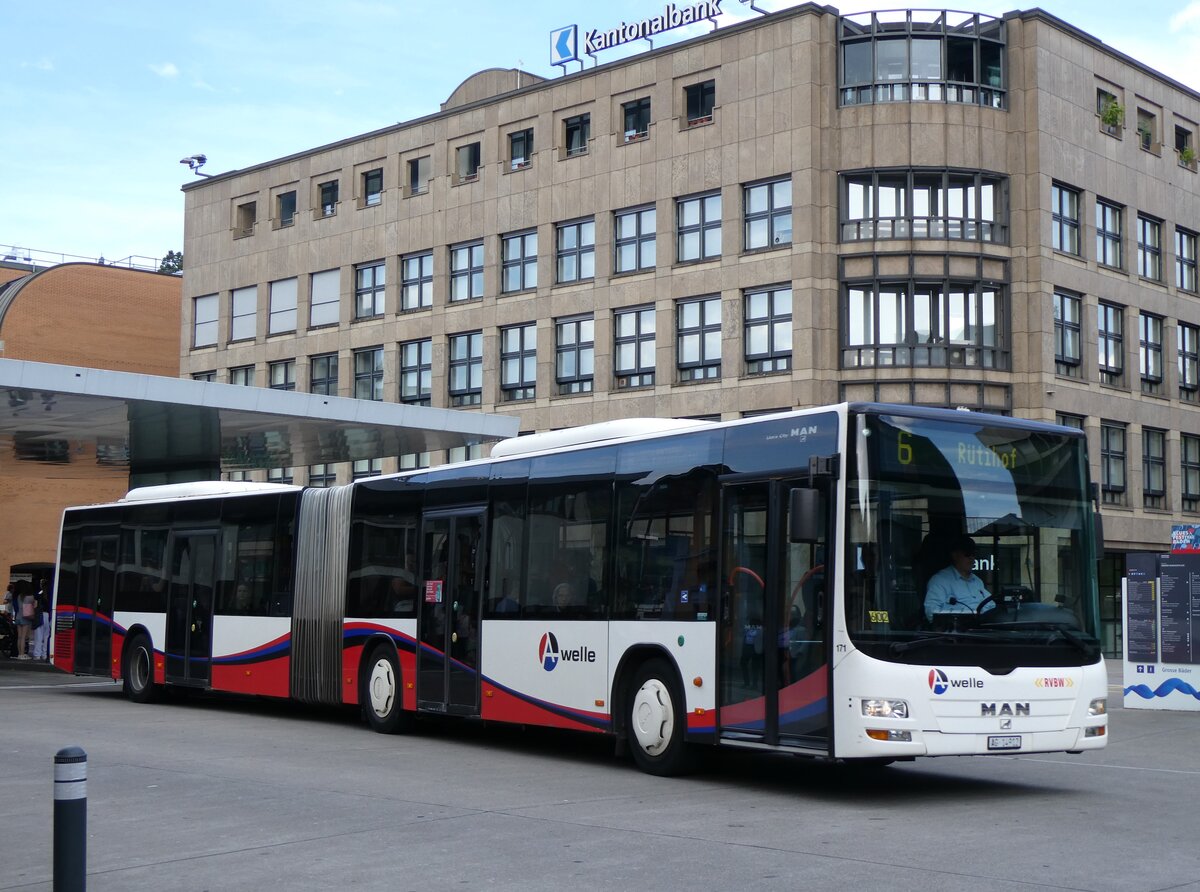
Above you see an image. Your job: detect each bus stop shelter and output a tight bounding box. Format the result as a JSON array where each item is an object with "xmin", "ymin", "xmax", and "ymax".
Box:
[{"xmin": 0, "ymin": 358, "xmax": 519, "ymax": 485}]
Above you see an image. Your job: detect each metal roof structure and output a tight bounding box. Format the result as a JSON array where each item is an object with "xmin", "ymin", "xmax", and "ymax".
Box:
[{"xmin": 0, "ymin": 358, "xmax": 519, "ymax": 483}]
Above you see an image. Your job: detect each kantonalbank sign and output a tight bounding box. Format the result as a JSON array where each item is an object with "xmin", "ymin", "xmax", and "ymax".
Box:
[{"xmin": 551, "ymin": 1, "xmax": 723, "ymax": 66}]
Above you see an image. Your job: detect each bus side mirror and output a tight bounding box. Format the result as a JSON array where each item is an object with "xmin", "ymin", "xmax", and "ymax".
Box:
[{"xmin": 789, "ymin": 488, "xmax": 822, "ymax": 543}]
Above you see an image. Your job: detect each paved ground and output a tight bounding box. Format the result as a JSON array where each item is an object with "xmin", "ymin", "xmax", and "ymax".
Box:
[{"xmin": 2, "ymin": 657, "xmax": 1197, "ymax": 892}]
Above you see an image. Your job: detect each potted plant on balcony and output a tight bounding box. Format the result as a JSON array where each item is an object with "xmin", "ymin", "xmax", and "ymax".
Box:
[
  {"xmin": 1100, "ymin": 99, "xmax": 1124, "ymax": 137},
  {"xmin": 1181, "ymin": 145, "xmax": 1197, "ymax": 170}
]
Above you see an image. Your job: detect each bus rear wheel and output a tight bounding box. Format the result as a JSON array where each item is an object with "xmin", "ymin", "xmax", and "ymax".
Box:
[
  {"xmin": 122, "ymin": 634, "xmax": 158, "ymax": 704},
  {"xmin": 361, "ymin": 646, "xmax": 411, "ymax": 734},
  {"xmin": 627, "ymin": 658, "xmax": 696, "ymax": 776}
]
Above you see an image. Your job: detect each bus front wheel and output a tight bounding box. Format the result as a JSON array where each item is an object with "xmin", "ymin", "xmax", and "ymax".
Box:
[
  {"xmin": 361, "ymin": 646, "xmax": 411, "ymax": 734},
  {"xmin": 122, "ymin": 634, "xmax": 158, "ymax": 704},
  {"xmin": 627, "ymin": 658, "xmax": 696, "ymax": 776}
]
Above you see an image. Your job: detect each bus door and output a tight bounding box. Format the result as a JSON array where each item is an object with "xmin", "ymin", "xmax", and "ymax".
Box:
[
  {"xmin": 417, "ymin": 509, "xmax": 485, "ymax": 716},
  {"xmin": 164, "ymin": 531, "xmax": 217, "ymax": 687},
  {"xmin": 719, "ymin": 478, "xmax": 830, "ymax": 748},
  {"xmin": 75, "ymin": 536, "xmax": 117, "ymax": 676}
]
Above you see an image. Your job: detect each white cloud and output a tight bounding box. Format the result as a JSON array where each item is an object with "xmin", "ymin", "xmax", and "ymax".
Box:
[
  {"xmin": 149, "ymin": 62, "xmax": 180, "ymax": 78},
  {"xmin": 1170, "ymin": 2, "xmax": 1200, "ymax": 31},
  {"xmin": 20, "ymin": 58, "xmax": 54, "ymax": 71}
]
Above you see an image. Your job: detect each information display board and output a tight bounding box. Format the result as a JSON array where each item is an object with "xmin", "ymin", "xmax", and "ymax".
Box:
[{"xmin": 1122, "ymin": 529, "xmax": 1200, "ymax": 711}]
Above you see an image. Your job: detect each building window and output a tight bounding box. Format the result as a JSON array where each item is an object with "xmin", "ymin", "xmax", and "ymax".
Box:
[
  {"xmin": 231, "ymin": 286, "xmax": 256, "ymax": 342},
  {"xmin": 1137, "ymin": 215, "xmax": 1162, "ymax": 281},
  {"xmin": 509, "ymin": 128, "xmax": 533, "ymax": 170},
  {"xmin": 677, "ymin": 192, "xmax": 721, "ymax": 262},
  {"xmin": 308, "ymin": 464, "xmax": 335, "ymax": 488},
  {"xmin": 1136, "ymin": 108, "xmax": 1158, "ymax": 152},
  {"xmin": 684, "ymin": 80, "xmax": 715, "ymax": 125},
  {"xmin": 309, "ymin": 269, "xmax": 340, "ymax": 327},
  {"xmin": 744, "ymin": 286, "xmax": 792, "ymax": 374},
  {"xmin": 1176, "ymin": 227, "xmax": 1198, "ymax": 293},
  {"xmin": 1143, "ymin": 428, "xmax": 1166, "ymax": 509},
  {"xmin": 842, "ymin": 280, "xmax": 1007, "ymax": 370},
  {"xmin": 450, "ymin": 242, "xmax": 484, "ymax": 302},
  {"xmin": 362, "ymin": 168, "xmax": 383, "ymax": 206},
  {"xmin": 399, "ymin": 339, "xmax": 432, "ymax": 406},
  {"xmin": 744, "ymin": 179, "xmax": 793, "ymax": 250},
  {"xmin": 1100, "ymin": 421, "xmax": 1126, "ymax": 506},
  {"xmin": 555, "ymin": 316, "xmax": 594, "ymax": 395},
  {"xmin": 448, "ymin": 442, "xmax": 483, "ymax": 464},
  {"xmin": 408, "ymin": 156, "xmax": 430, "ymax": 195},
  {"xmin": 401, "ymin": 251, "xmax": 433, "ymax": 311},
  {"xmin": 1051, "ymin": 183, "xmax": 1080, "ymax": 255},
  {"xmin": 1183, "ymin": 434, "xmax": 1200, "ymax": 512},
  {"xmin": 456, "ymin": 143, "xmax": 481, "ymax": 183},
  {"xmin": 1096, "ymin": 87, "xmax": 1122, "ymax": 135},
  {"xmin": 622, "ymin": 97, "xmax": 651, "ymax": 141},
  {"xmin": 354, "ymin": 347, "xmax": 384, "ymax": 401},
  {"xmin": 310, "ymin": 353, "xmax": 338, "ymax": 396},
  {"xmin": 448, "ymin": 332, "xmax": 483, "ymax": 406},
  {"xmin": 192, "ymin": 370, "xmax": 215, "ymax": 382},
  {"xmin": 227, "ymin": 471, "xmax": 250, "ymax": 483},
  {"xmin": 1176, "ymin": 125, "xmax": 1196, "ymax": 168},
  {"xmin": 1179, "ymin": 323, "xmax": 1199, "ymax": 401},
  {"xmin": 502, "ymin": 231, "xmax": 538, "ymax": 293},
  {"xmin": 1055, "ymin": 412, "xmax": 1084, "ymax": 431},
  {"xmin": 614, "ymin": 206, "xmax": 656, "ymax": 273},
  {"xmin": 353, "ymin": 458, "xmax": 383, "ymax": 479},
  {"xmin": 1097, "ymin": 302, "xmax": 1124, "ymax": 386},
  {"xmin": 841, "ymin": 170, "xmax": 1007, "ymax": 242},
  {"xmin": 268, "ymin": 467, "xmax": 294, "ymax": 485},
  {"xmin": 235, "ymin": 201, "xmax": 256, "ymax": 237},
  {"xmin": 1096, "ymin": 200, "xmax": 1123, "ymax": 269},
  {"xmin": 399, "ymin": 452, "xmax": 430, "ymax": 470},
  {"xmin": 838, "ymin": 11, "xmax": 1006, "ymax": 109},
  {"xmin": 614, "ymin": 305, "xmax": 656, "ymax": 388},
  {"xmin": 677, "ymin": 296, "xmax": 722, "ymax": 381},
  {"xmin": 500, "ymin": 323, "xmax": 537, "ymax": 401},
  {"xmin": 354, "ymin": 261, "xmax": 385, "ymax": 319},
  {"xmin": 319, "ymin": 180, "xmax": 339, "ymax": 217},
  {"xmin": 564, "ymin": 114, "xmax": 590, "ymax": 157},
  {"xmin": 268, "ymin": 360, "xmax": 295, "ymax": 391},
  {"xmin": 277, "ymin": 190, "xmax": 296, "ymax": 227},
  {"xmin": 268, "ymin": 278, "xmax": 297, "ymax": 335},
  {"xmin": 230, "ymin": 365, "xmax": 254, "ymax": 387},
  {"xmin": 1053, "ymin": 289, "xmax": 1082, "ymax": 377},
  {"xmin": 193, "ymin": 294, "xmax": 218, "ymax": 347},
  {"xmin": 556, "ymin": 219, "xmax": 595, "ymax": 283},
  {"xmin": 1139, "ymin": 313, "xmax": 1163, "ymax": 395}
]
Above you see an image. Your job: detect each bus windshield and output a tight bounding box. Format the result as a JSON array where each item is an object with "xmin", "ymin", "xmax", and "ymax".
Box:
[{"xmin": 845, "ymin": 411, "xmax": 1102, "ymax": 667}]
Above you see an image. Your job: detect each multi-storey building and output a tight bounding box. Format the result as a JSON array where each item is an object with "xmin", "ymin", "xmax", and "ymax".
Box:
[{"xmin": 180, "ymin": 4, "xmax": 1200, "ymax": 652}]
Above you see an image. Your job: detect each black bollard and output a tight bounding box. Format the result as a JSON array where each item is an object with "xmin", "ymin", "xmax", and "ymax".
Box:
[{"xmin": 53, "ymin": 746, "xmax": 87, "ymax": 892}]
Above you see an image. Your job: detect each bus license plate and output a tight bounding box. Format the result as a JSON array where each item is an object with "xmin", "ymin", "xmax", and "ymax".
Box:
[{"xmin": 988, "ymin": 735, "xmax": 1021, "ymax": 750}]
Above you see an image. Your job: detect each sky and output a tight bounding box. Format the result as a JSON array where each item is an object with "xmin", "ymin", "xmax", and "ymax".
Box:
[{"xmin": 4, "ymin": 0, "xmax": 1200, "ymax": 267}]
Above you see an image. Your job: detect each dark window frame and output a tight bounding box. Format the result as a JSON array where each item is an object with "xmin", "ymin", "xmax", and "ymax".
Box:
[
  {"xmin": 685, "ymin": 80, "xmax": 715, "ymax": 125},
  {"xmin": 502, "ymin": 230, "xmax": 538, "ymax": 293},
  {"xmin": 1096, "ymin": 199, "xmax": 1123, "ymax": 269},
  {"xmin": 353, "ymin": 346, "xmax": 384, "ymax": 401},
  {"xmin": 1097, "ymin": 302, "xmax": 1125, "ymax": 385},
  {"xmin": 1100, "ymin": 421, "xmax": 1127, "ymax": 505},
  {"xmin": 399, "ymin": 339, "xmax": 432, "ymax": 406},
  {"xmin": 676, "ymin": 192, "xmax": 722, "ymax": 263},
  {"xmin": 564, "ymin": 114, "xmax": 591, "ymax": 157},
  {"xmin": 744, "ymin": 178, "xmax": 793, "ymax": 250},
  {"xmin": 622, "ymin": 97, "xmax": 651, "ymax": 141},
  {"xmin": 1143, "ymin": 427, "xmax": 1166, "ymax": 508},
  {"xmin": 448, "ymin": 331, "xmax": 483, "ymax": 407},
  {"xmin": 555, "ymin": 315, "xmax": 595, "ymax": 395},
  {"xmin": 500, "ymin": 322, "xmax": 537, "ymax": 401},
  {"xmin": 1053, "ymin": 289, "xmax": 1082, "ymax": 377},
  {"xmin": 676, "ymin": 295, "xmax": 722, "ymax": 382},
  {"xmin": 310, "ymin": 353, "xmax": 338, "ymax": 396},
  {"xmin": 556, "ymin": 219, "xmax": 595, "ymax": 284},
  {"xmin": 401, "ymin": 251, "xmax": 434, "ymax": 311},
  {"xmin": 354, "ymin": 261, "xmax": 385, "ymax": 319},
  {"xmin": 614, "ymin": 305, "xmax": 656, "ymax": 389},
  {"xmin": 744, "ymin": 285, "xmax": 792, "ymax": 374},
  {"xmin": 449, "ymin": 241, "xmax": 485, "ymax": 303}
]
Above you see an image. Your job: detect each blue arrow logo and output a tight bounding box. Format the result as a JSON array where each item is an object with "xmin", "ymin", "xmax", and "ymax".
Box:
[{"xmin": 551, "ymin": 25, "xmax": 578, "ymax": 65}]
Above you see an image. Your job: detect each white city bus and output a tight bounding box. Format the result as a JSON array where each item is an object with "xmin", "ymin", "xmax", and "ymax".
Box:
[{"xmin": 53, "ymin": 403, "xmax": 1108, "ymax": 774}]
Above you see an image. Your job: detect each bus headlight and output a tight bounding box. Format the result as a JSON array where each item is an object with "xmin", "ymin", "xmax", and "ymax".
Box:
[
  {"xmin": 862, "ymin": 698, "xmax": 909, "ymax": 719},
  {"xmin": 1088, "ymin": 697, "xmax": 1107, "ymax": 716}
]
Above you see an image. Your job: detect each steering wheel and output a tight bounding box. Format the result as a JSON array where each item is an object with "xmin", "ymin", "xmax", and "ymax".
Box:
[{"xmin": 975, "ymin": 594, "xmax": 996, "ymax": 614}]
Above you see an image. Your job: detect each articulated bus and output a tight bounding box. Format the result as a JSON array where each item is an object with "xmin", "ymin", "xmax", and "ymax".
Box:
[{"xmin": 52, "ymin": 403, "xmax": 1108, "ymax": 774}]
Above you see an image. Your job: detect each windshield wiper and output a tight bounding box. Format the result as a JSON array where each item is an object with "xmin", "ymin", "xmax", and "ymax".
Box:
[
  {"xmin": 890, "ymin": 631, "xmax": 994, "ymax": 655},
  {"xmin": 1044, "ymin": 626, "xmax": 1097, "ymax": 656}
]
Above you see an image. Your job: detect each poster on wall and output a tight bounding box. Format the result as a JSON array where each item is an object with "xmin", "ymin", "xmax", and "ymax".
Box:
[{"xmin": 1122, "ymin": 531, "xmax": 1200, "ymax": 711}]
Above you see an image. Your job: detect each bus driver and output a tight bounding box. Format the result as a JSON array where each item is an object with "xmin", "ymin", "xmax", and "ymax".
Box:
[{"xmin": 924, "ymin": 535, "xmax": 993, "ymax": 621}]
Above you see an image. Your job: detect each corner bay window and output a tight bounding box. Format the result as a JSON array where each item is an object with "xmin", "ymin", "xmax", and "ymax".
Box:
[
  {"xmin": 842, "ymin": 280, "xmax": 1006, "ymax": 369},
  {"xmin": 839, "ymin": 10, "xmax": 1006, "ymax": 108},
  {"xmin": 842, "ymin": 169, "xmax": 1006, "ymax": 243}
]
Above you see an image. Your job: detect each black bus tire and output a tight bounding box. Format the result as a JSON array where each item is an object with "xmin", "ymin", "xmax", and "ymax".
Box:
[
  {"xmin": 122, "ymin": 634, "xmax": 159, "ymax": 704},
  {"xmin": 361, "ymin": 645, "xmax": 411, "ymax": 734},
  {"xmin": 627, "ymin": 658, "xmax": 697, "ymax": 776}
]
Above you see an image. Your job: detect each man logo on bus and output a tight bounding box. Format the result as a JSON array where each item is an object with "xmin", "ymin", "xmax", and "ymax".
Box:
[
  {"xmin": 928, "ymin": 668, "xmax": 949, "ymax": 695},
  {"xmin": 539, "ymin": 632, "xmax": 560, "ymax": 671}
]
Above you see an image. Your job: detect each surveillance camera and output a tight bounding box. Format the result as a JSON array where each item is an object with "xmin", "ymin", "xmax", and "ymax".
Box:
[
  {"xmin": 192, "ymin": 154, "xmax": 206, "ymax": 164},
  {"xmin": 179, "ymin": 157, "xmax": 192, "ymax": 165}
]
